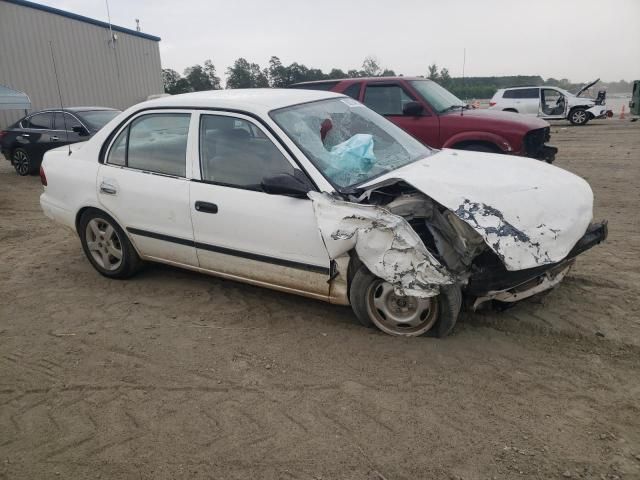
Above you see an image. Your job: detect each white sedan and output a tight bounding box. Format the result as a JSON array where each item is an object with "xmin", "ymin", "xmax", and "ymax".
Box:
[{"xmin": 40, "ymin": 89, "xmax": 607, "ymax": 337}]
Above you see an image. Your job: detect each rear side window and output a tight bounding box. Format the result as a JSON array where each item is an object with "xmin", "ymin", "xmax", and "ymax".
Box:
[
  {"xmin": 363, "ymin": 84, "xmax": 414, "ymax": 115},
  {"xmin": 53, "ymin": 112, "xmax": 82, "ymax": 131},
  {"xmin": 26, "ymin": 113, "xmax": 53, "ymax": 129},
  {"xmin": 503, "ymin": 88, "xmax": 539, "ymax": 99},
  {"xmin": 342, "ymin": 83, "xmax": 362, "ymax": 100},
  {"xmin": 199, "ymin": 114, "xmax": 294, "ymax": 189},
  {"xmin": 106, "ymin": 113, "xmax": 190, "ymax": 177}
]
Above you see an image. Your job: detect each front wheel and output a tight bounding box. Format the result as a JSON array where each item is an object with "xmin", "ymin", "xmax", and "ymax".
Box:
[
  {"xmin": 79, "ymin": 209, "xmax": 141, "ymax": 279},
  {"xmin": 349, "ymin": 266, "xmax": 462, "ymax": 337},
  {"xmin": 569, "ymin": 108, "xmax": 590, "ymax": 126}
]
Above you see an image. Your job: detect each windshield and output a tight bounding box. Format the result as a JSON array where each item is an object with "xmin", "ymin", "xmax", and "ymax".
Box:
[
  {"xmin": 409, "ymin": 80, "xmax": 465, "ymax": 113},
  {"xmin": 76, "ymin": 110, "xmax": 120, "ymax": 130},
  {"xmin": 270, "ymin": 98, "xmax": 432, "ymax": 189}
]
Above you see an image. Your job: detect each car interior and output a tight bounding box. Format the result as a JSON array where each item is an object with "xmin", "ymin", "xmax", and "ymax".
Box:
[{"xmin": 199, "ymin": 115, "xmax": 294, "ymax": 188}]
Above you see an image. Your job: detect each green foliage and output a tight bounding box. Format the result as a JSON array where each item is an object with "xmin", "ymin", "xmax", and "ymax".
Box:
[
  {"xmin": 162, "ymin": 59, "xmax": 221, "ymax": 94},
  {"xmin": 226, "ymin": 58, "xmax": 269, "ymax": 89}
]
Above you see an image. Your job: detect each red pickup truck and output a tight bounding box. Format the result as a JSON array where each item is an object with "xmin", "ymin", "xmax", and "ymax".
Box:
[{"xmin": 290, "ymin": 77, "xmax": 557, "ymax": 162}]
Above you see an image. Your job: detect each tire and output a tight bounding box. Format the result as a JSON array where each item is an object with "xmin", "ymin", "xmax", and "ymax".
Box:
[
  {"xmin": 457, "ymin": 143, "xmax": 497, "ymax": 153},
  {"xmin": 349, "ymin": 265, "xmax": 462, "ymax": 337},
  {"xmin": 12, "ymin": 148, "xmax": 34, "ymax": 176},
  {"xmin": 569, "ymin": 108, "xmax": 590, "ymax": 126},
  {"xmin": 79, "ymin": 209, "xmax": 141, "ymax": 279}
]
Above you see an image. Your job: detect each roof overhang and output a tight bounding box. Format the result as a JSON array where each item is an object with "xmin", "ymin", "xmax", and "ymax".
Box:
[{"xmin": 0, "ymin": 85, "xmax": 31, "ymax": 110}]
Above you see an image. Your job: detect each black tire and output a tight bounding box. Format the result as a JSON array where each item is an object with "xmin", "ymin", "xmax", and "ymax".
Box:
[
  {"xmin": 569, "ymin": 108, "xmax": 590, "ymax": 126},
  {"xmin": 456, "ymin": 143, "xmax": 498, "ymax": 153},
  {"xmin": 12, "ymin": 148, "xmax": 35, "ymax": 176},
  {"xmin": 78, "ymin": 209, "xmax": 141, "ymax": 279},
  {"xmin": 349, "ymin": 265, "xmax": 462, "ymax": 338}
]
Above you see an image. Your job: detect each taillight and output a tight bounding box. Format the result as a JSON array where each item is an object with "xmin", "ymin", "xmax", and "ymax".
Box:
[
  {"xmin": 489, "ymin": 101, "xmax": 496, "ymax": 107},
  {"xmin": 0, "ymin": 130, "xmax": 7, "ymax": 141},
  {"xmin": 39, "ymin": 165, "xmax": 47, "ymax": 186}
]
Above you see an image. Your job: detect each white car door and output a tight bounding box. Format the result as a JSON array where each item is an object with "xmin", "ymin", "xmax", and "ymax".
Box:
[
  {"xmin": 539, "ymin": 88, "xmax": 568, "ymax": 119},
  {"xmin": 189, "ymin": 112, "xmax": 331, "ymax": 299},
  {"xmin": 97, "ymin": 110, "xmax": 198, "ymax": 267},
  {"xmin": 520, "ymin": 88, "xmax": 541, "ymax": 115}
]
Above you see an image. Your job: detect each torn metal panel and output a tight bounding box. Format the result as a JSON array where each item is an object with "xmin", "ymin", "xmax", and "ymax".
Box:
[
  {"xmin": 361, "ymin": 148, "xmax": 594, "ymax": 271},
  {"xmin": 308, "ymin": 192, "xmax": 455, "ymax": 298}
]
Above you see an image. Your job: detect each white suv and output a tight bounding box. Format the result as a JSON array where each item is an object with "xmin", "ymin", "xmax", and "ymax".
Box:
[{"xmin": 489, "ymin": 80, "xmax": 608, "ymax": 126}]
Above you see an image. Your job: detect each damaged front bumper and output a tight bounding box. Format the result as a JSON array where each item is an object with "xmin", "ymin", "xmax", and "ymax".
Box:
[{"xmin": 468, "ymin": 221, "xmax": 608, "ymax": 307}]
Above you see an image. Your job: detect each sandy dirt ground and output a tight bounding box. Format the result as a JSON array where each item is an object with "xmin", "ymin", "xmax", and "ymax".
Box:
[{"xmin": 1, "ymin": 119, "xmax": 639, "ymax": 480}]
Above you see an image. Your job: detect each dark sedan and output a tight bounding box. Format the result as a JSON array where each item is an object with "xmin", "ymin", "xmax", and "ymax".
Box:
[{"xmin": 0, "ymin": 107, "xmax": 120, "ymax": 175}]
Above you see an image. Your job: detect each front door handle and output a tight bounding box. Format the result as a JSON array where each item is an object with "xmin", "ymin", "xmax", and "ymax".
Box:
[
  {"xmin": 50, "ymin": 136, "xmax": 59, "ymax": 141},
  {"xmin": 99, "ymin": 182, "xmax": 117, "ymax": 195},
  {"xmin": 195, "ymin": 201, "xmax": 218, "ymax": 214},
  {"xmin": 21, "ymin": 134, "xmax": 30, "ymax": 138}
]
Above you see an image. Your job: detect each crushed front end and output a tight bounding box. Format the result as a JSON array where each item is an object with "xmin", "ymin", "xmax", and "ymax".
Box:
[{"xmin": 523, "ymin": 126, "xmax": 557, "ymax": 163}]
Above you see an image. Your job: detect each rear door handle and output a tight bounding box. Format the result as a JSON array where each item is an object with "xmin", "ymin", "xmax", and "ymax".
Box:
[
  {"xmin": 21, "ymin": 134, "xmax": 30, "ymax": 138},
  {"xmin": 195, "ymin": 201, "xmax": 218, "ymax": 214},
  {"xmin": 99, "ymin": 182, "xmax": 117, "ymax": 195},
  {"xmin": 50, "ymin": 136, "xmax": 59, "ymax": 141}
]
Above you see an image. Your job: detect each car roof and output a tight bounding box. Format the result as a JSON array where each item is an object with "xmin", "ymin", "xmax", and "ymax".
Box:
[
  {"xmin": 138, "ymin": 89, "xmax": 344, "ymax": 115},
  {"xmin": 29, "ymin": 107, "xmax": 119, "ymax": 114},
  {"xmin": 291, "ymin": 76, "xmax": 428, "ymax": 86}
]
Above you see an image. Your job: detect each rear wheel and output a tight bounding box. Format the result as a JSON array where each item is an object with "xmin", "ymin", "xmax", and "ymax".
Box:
[
  {"xmin": 12, "ymin": 148, "xmax": 33, "ymax": 176},
  {"xmin": 349, "ymin": 265, "xmax": 462, "ymax": 337},
  {"xmin": 79, "ymin": 209, "xmax": 141, "ymax": 279},
  {"xmin": 569, "ymin": 108, "xmax": 590, "ymax": 125}
]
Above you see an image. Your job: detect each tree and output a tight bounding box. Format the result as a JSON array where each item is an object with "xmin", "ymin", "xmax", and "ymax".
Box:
[
  {"xmin": 226, "ymin": 58, "xmax": 270, "ymax": 89},
  {"xmin": 381, "ymin": 69, "xmax": 396, "ymax": 77},
  {"xmin": 361, "ymin": 56, "xmax": 382, "ymax": 77},
  {"xmin": 162, "ymin": 68, "xmax": 192, "ymax": 94},
  {"xmin": 439, "ymin": 67, "xmax": 451, "ymax": 87},
  {"xmin": 267, "ymin": 56, "xmax": 289, "ymax": 87},
  {"xmin": 184, "ymin": 65, "xmax": 215, "ymax": 91},
  {"xmin": 203, "ymin": 60, "xmax": 222, "ymax": 90},
  {"xmin": 327, "ymin": 68, "xmax": 346, "ymax": 79},
  {"xmin": 427, "ymin": 63, "xmax": 439, "ymax": 81}
]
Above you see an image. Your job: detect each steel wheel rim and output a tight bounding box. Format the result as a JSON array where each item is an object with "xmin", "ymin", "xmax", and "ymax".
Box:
[
  {"xmin": 573, "ymin": 111, "xmax": 586, "ymax": 123},
  {"xmin": 13, "ymin": 151, "xmax": 29, "ymax": 175},
  {"xmin": 85, "ymin": 218, "xmax": 123, "ymax": 271},
  {"xmin": 366, "ymin": 280, "xmax": 439, "ymax": 336}
]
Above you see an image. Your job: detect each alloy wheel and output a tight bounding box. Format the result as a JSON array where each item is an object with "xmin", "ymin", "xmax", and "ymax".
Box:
[
  {"xmin": 13, "ymin": 150, "xmax": 29, "ymax": 175},
  {"xmin": 85, "ymin": 218, "xmax": 123, "ymax": 271}
]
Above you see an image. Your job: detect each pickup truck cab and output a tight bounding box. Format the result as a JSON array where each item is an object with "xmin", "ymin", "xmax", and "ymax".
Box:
[{"xmin": 290, "ymin": 77, "xmax": 557, "ymax": 162}]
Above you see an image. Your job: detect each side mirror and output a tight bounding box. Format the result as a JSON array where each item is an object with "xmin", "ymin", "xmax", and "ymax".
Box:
[
  {"xmin": 72, "ymin": 125, "xmax": 89, "ymax": 136},
  {"xmin": 402, "ymin": 101, "xmax": 424, "ymax": 116},
  {"xmin": 261, "ymin": 172, "xmax": 312, "ymax": 198}
]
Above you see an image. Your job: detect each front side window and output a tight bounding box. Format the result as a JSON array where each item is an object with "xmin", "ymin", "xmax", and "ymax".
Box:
[
  {"xmin": 363, "ymin": 84, "xmax": 415, "ymax": 115},
  {"xmin": 199, "ymin": 114, "xmax": 294, "ymax": 189},
  {"xmin": 271, "ymin": 98, "xmax": 432, "ymax": 189},
  {"xmin": 27, "ymin": 113, "xmax": 53, "ymax": 129},
  {"xmin": 106, "ymin": 113, "xmax": 190, "ymax": 176}
]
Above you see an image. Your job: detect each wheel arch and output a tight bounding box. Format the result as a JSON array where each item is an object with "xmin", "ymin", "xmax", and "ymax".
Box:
[{"xmin": 74, "ymin": 206, "xmax": 142, "ymax": 257}]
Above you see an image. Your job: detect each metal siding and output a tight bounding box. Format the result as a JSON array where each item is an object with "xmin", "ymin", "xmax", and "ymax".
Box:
[{"xmin": 0, "ymin": 1, "xmax": 163, "ymax": 128}]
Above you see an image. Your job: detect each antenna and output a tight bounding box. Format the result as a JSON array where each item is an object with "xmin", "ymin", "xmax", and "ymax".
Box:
[
  {"xmin": 135, "ymin": 19, "xmax": 140, "ymax": 32},
  {"xmin": 49, "ymin": 41, "xmax": 71, "ymax": 156},
  {"xmin": 105, "ymin": 0, "xmax": 115, "ymax": 48}
]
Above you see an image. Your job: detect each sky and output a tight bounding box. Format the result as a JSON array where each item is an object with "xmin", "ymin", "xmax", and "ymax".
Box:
[{"xmin": 37, "ymin": 0, "xmax": 640, "ymax": 83}]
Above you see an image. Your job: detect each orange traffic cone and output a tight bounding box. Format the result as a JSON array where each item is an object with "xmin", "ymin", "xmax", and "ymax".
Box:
[{"xmin": 620, "ymin": 105, "xmax": 626, "ymax": 119}]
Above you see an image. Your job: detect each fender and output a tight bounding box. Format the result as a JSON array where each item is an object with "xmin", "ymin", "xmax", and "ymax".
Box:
[{"xmin": 442, "ymin": 131, "xmax": 517, "ymax": 154}]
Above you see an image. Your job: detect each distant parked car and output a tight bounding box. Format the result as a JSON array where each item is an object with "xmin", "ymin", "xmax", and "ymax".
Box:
[
  {"xmin": 489, "ymin": 79, "xmax": 608, "ymax": 126},
  {"xmin": 289, "ymin": 77, "xmax": 557, "ymax": 162},
  {"xmin": 1, "ymin": 107, "xmax": 120, "ymax": 175}
]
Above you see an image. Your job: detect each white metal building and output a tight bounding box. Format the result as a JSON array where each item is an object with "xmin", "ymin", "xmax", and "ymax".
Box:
[{"xmin": 0, "ymin": 0, "xmax": 164, "ymax": 127}]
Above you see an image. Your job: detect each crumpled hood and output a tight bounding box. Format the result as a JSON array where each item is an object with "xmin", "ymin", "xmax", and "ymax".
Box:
[{"xmin": 362, "ymin": 149, "xmax": 594, "ymax": 271}]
